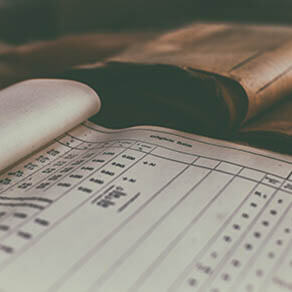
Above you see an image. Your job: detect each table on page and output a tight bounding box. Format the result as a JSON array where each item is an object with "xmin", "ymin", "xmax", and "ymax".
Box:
[{"xmin": 0, "ymin": 122, "xmax": 291, "ymax": 292}]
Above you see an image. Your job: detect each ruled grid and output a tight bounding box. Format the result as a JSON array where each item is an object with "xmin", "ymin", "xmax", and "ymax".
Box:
[{"xmin": 0, "ymin": 122, "xmax": 291, "ymax": 292}]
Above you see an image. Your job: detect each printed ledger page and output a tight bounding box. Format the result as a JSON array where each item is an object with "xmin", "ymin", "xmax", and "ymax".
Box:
[{"xmin": 0, "ymin": 121, "xmax": 292, "ymax": 292}]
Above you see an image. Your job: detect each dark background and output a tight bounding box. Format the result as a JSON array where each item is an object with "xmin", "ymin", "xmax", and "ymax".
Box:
[{"xmin": 1, "ymin": 0, "xmax": 292, "ymax": 43}]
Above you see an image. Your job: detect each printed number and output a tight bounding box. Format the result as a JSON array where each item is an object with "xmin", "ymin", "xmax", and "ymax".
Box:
[
  {"xmin": 42, "ymin": 168, "xmax": 56, "ymax": 174},
  {"xmin": 53, "ymin": 160, "xmax": 66, "ymax": 167},
  {"xmin": 47, "ymin": 149, "xmax": 60, "ymax": 157},
  {"xmin": 90, "ymin": 178, "xmax": 104, "ymax": 184},
  {"xmin": 60, "ymin": 167, "xmax": 73, "ymax": 173},
  {"xmin": 103, "ymin": 152, "xmax": 115, "ymax": 156},
  {"xmin": 122, "ymin": 155, "xmax": 135, "ymax": 160},
  {"xmin": 48, "ymin": 175, "xmax": 62, "ymax": 181},
  {"xmin": 36, "ymin": 155, "xmax": 49, "ymax": 163},
  {"xmin": 64, "ymin": 154, "xmax": 78, "ymax": 160},
  {"xmin": 78, "ymin": 186, "xmax": 92, "ymax": 193},
  {"xmin": 36, "ymin": 182, "xmax": 50, "ymax": 189},
  {"xmin": 112, "ymin": 162, "xmax": 125, "ymax": 168},
  {"xmin": 0, "ymin": 178, "xmax": 11, "ymax": 185},
  {"xmin": 101, "ymin": 170, "xmax": 115, "ymax": 176},
  {"xmin": 92, "ymin": 159, "xmax": 105, "ymax": 163},
  {"xmin": 18, "ymin": 182, "xmax": 32, "ymax": 189},
  {"xmin": 8, "ymin": 170, "xmax": 24, "ymax": 177},
  {"xmin": 24, "ymin": 162, "xmax": 38, "ymax": 170}
]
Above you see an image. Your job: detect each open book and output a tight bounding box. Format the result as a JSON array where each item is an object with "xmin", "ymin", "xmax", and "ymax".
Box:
[
  {"xmin": 1, "ymin": 22, "xmax": 292, "ymax": 292},
  {"xmin": 0, "ymin": 77, "xmax": 292, "ymax": 292}
]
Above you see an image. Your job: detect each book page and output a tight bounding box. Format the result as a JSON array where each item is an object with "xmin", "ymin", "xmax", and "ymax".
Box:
[
  {"xmin": 111, "ymin": 22, "xmax": 292, "ymax": 123},
  {"xmin": 0, "ymin": 79, "xmax": 100, "ymax": 172},
  {"xmin": 238, "ymin": 97, "xmax": 292, "ymax": 154},
  {"xmin": 0, "ymin": 121, "xmax": 292, "ymax": 292}
]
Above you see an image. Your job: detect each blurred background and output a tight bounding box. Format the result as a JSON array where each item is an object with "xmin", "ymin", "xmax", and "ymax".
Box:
[{"xmin": 0, "ymin": 0, "xmax": 292, "ymax": 44}]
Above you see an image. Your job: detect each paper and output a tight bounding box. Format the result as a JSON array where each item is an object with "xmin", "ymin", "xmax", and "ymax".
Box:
[
  {"xmin": 112, "ymin": 22, "xmax": 292, "ymax": 122},
  {"xmin": 0, "ymin": 122, "xmax": 292, "ymax": 292},
  {"xmin": 0, "ymin": 79, "xmax": 100, "ymax": 172}
]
